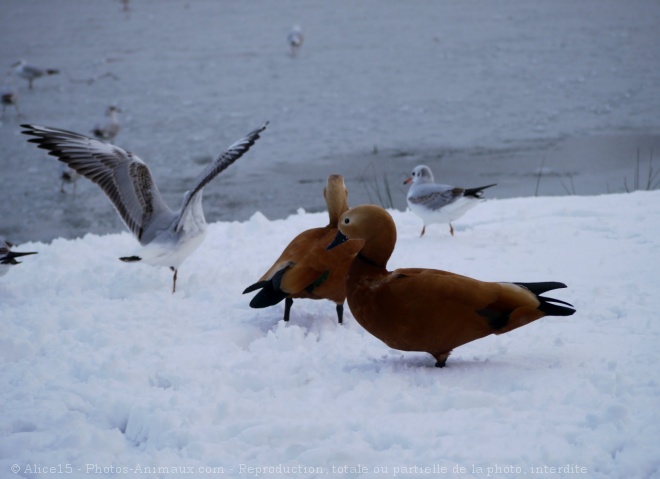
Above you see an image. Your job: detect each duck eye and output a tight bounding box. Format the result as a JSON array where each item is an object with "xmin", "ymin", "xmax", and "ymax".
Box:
[{"xmin": 344, "ymin": 218, "xmax": 350, "ymax": 224}]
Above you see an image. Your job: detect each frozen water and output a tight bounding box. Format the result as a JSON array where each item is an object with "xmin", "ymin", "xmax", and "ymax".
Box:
[{"xmin": 1, "ymin": 0, "xmax": 659, "ymax": 243}]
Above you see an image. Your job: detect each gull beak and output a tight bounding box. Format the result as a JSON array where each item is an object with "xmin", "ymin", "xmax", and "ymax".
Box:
[{"xmin": 403, "ymin": 177, "xmax": 413, "ymax": 185}]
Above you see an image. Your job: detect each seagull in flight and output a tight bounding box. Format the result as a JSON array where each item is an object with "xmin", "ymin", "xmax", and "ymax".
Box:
[
  {"xmin": 1, "ymin": 239, "xmax": 37, "ymax": 277},
  {"xmin": 21, "ymin": 122, "xmax": 268, "ymax": 292}
]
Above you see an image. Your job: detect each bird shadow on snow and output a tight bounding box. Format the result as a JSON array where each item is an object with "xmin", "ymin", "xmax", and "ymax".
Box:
[
  {"xmin": 245, "ymin": 300, "xmax": 345, "ymax": 335},
  {"xmin": 342, "ymin": 354, "xmax": 499, "ymax": 374},
  {"xmin": 342, "ymin": 346, "xmax": 566, "ymax": 375}
]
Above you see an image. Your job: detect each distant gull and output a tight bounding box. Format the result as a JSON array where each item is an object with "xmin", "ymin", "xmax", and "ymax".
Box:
[
  {"xmin": 59, "ymin": 164, "xmax": 79, "ymax": 194},
  {"xmin": 0, "ymin": 239, "xmax": 37, "ymax": 277},
  {"xmin": 11, "ymin": 60, "xmax": 60, "ymax": 90},
  {"xmin": 92, "ymin": 105, "xmax": 121, "ymax": 142},
  {"xmin": 287, "ymin": 25, "xmax": 304, "ymax": 57},
  {"xmin": 1, "ymin": 82, "xmax": 19, "ymax": 116},
  {"xmin": 404, "ymin": 165, "xmax": 496, "ymax": 237},
  {"xmin": 21, "ymin": 122, "xmax": 268, "ymax": 292}
]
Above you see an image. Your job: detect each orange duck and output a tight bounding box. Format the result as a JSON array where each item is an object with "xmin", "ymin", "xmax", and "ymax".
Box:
[
  {"xmin": 327, "ymin": 204, "xmax": 576, "ymax": 367},
  {"xmin": 243, "ymin": 175, "xmax": 362, "ymax": 323}
]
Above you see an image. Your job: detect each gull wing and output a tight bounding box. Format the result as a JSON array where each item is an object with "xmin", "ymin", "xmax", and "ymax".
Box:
[
  {"xmin": 175, "ymin": 121, "xmax": 268, "ymax": 231},
  {"xmin": 408, "ymin": 183, "xmax": 463, "ymax": 211},
  {"xmin": 21, "ymin": 124, "xmax": 173, "ymax": 242}
]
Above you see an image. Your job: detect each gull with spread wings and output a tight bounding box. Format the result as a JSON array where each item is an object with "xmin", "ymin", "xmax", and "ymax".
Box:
[{"xmin": 21, "ymin": 122, "xmax": 267, "ymax": 292}]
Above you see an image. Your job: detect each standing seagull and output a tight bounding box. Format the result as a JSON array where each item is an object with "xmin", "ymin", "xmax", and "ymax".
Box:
[
  {"xmin": 1, "ymin": 82, "xmax": 19, "ymax": 116},
  {"xmin": 404, "ymin": 165, "xmax": 496, "ymax": 237},
  {"xmin": 12, "ymin": 60, "xmax": 60, "ymax": 90},
  {"xmin": 0, "ymin": 239, "xmax": 37, "ymax": 277},
  {"xmin": 287, "ymin": 25, "xmax": 304, "ymax": 57},
  {"xmin": 59, "ymin": 163, "xmax": 79, "ymax": 194},
  {"xmin": 92, "ymin": 105, "xmax": 121, "ymax": 142},
  {"xmin": 21, "ymin": 122, "xmax": 267, "ymax": 292}
]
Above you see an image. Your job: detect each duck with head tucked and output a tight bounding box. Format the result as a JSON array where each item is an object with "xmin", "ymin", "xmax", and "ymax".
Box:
[
  {"xmin": 244, "ymin": 175, "xmax": 362, "ymax": 323},
  {"xmin": 327, "ymin": 204, "xmax": 575, "ymax": 367}
]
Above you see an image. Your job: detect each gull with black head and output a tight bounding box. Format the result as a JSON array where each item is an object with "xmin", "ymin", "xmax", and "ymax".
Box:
[{"xmin": 404, "ymin": 165, "xmax": 496, "ymax": 237}]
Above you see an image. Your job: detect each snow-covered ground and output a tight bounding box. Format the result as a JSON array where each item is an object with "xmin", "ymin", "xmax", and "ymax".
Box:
[
  {"xmin": 2, "ymin": 0, "xmax": 660, "ymax": 477},
  {"xmin": 1, "ymin": 191, "xmax": 659, "ymax": 478}
]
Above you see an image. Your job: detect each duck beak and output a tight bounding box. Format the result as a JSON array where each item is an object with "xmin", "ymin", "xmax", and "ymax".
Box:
[
  {"xmin": 403, "ymin": 177, "xmax": 413, "ymax": 185},
  {"xmin": 327, "ymin": 231, "xmax": 349, "ymax": 250}
]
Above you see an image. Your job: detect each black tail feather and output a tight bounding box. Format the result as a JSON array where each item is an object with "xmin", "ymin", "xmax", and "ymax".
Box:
[
  {"xmin": 243, "ymin": 268, "xmax": 289, "ymax": 309},
  {"xmin": 515, "ymin": 281, "xmax": 567, "ymax": 295},
  {"xmin": 245, "ymin": 283, "xmax": 288, "ymax": 309},
  {"xmin": 538, "ymin": 296, "xmax": 576, "ymax": 316},
  {"xmin": 515, "ymin": 281, "xmax": 575, "ymax": 317},
  {"xmin": 243, "ymin": 280, "xmax": 268, "ymax": 294},
  {"xmin": 464, "ymin": 183, "xmax": 497, "ymax": 198}
]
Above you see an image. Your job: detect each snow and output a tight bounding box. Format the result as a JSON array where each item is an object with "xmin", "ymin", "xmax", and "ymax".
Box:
[
  {"xmin": 1, "ymin": 0, "xmax": 660, "ymax": 477},
  {"xmin": 2, "ymin": 191, "xmax": 660, "ymax": 478}
]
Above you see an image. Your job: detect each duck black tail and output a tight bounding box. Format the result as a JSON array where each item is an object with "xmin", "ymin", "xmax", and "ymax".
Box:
[
  {"xmin": 243, "ymin": 268, "xmax": 289, "ymax": 308},
  {"xmin": 515, "ymin": 281, "xmax": 576, "ymax": 317}
]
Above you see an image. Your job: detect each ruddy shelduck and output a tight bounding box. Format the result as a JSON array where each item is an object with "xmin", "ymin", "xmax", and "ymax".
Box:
[
  {"xmin": 327, "ymin": 204, "xmax": 575, "ymax": 367},
  {"xmin": 243, "ymin": 175, "xmax": 362, "ymax": 323}
]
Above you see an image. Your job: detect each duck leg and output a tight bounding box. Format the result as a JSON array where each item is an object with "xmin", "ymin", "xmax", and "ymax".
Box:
[
  {"xmin": 171, "ymin": 267, "xmax": 178, "ymax": 294},
  {"xmin": 336, "ymin": 303, "xmax": 344, "ymax": 324},
  {"xmin": 283, "ymin": 297, "xmax": 293, "ymax": 321},
  {"xmin": 432, "ymin": 351, "xmax": 451, "ymax": 368}
]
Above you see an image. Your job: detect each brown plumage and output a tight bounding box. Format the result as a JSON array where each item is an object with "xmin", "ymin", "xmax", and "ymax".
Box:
[
  {"xmin": 243, "ymin": 175, "xmax": 362, "ymax": 323},
  {"xmin": 327, "ymin": 204, "xmax": 575, "ymax": 367}
]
